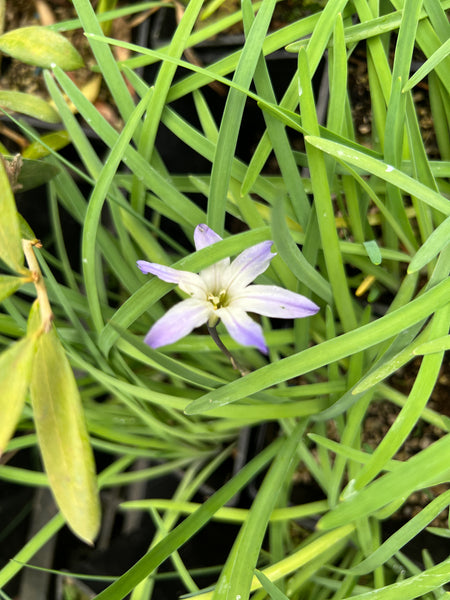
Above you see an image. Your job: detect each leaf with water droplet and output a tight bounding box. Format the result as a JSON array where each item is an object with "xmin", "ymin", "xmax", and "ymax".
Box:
[{"xmin": 363, "ymin": 240, "xmax": 382, "ymax": 265}]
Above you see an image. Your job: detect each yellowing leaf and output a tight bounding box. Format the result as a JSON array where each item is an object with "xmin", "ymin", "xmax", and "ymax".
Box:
[
  {"xmin": 0, "ymin": 90, "xmax": 61, "ymax": 123},
  {"xmin": 0, "ymin": 274, "xmax": 28, "ymax": 303},
  {"xmin": 30, "ymin": 326, "xmax": 100, "ymax": 544},
  {"xmin": 0, "ymin": 26, "xmax": 84, "ymax": 70},
  {"xmin": 0, "ymin": 336, "xmax": 36, "ymax": 454},
  {"xmin": 0, "ymin": 158, "xmax": 24, "ymax": 273},
  {"xmin": 22, "ymin": 131, "xmax": 71, "ymax": 160}
]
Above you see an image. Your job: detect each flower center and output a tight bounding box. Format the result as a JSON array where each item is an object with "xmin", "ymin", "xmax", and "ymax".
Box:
[{"xmin": 207, "ymin": 289, "xmax": 227, "ymax": 310}]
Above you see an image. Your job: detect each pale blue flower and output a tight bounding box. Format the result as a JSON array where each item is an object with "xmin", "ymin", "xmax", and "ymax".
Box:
[{"xmin": 137, "ymin": 224, "xmax": 319, "ymax": 354}]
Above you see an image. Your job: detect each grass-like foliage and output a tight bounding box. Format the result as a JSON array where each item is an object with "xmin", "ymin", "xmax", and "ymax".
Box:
[{"xmin": 0, "ymin": 0, "xmax": 449, "ymax": 598}]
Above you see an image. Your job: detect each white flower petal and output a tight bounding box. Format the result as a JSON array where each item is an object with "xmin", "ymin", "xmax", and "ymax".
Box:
[
  {"xmin": 199, "ymin": 262, "xmax": 228, "ymax": 293},
  {"xmin": 194, "ymin": 223, "xmax": 223, "ymax": 250},
  {"xmin": 137, "ymin": 261, "xmax": 207, "ymax": 298},
  {"xmin": 144, "ymin": 299, "xmax": 212, "ymax": 348},
  {"xmin": 226, "ymin": 241, "xmax": 275, "ymax": 293},
  {"xmin": 193, "ymin": 225, "xmax": 230, "ymax": 291},
  {"xmin": 232, "ymin": 285, "xmax": 319, "ymax": 318},
  {"xmin": 217, "ymin": 307, "xmax": 268, "ymax": 354}
]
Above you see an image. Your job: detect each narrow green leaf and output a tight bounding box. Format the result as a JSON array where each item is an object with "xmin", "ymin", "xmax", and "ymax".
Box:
[
  {"xmin": 72, "ymin": 0, "xmax": 135, "ymax": 122},
  {"xmin": 30, "ymin": 322, "xmax": 100, "ymax": 544},
  {"xmin": 426, "ymin": 527, "xmax": 450, "ymax": 539},
  {"xmin": 308, "ymin": 433, "xmax": 402, "ymax": 471},
  {"xmin": 0, "ymin": 335, "xmax": 36, "ymax": 454},
  {"xmin": 242, "ymin": 0, "xmax": 310, "ymax": 228},
  {"xmin": 408, "ymin": 216, "xmax": 450, "ymax": 273},
  {"xmin": 0, "ymin": 26, "xmax": 84, "ymax": 70},
  {"xmin": 255, "ymin": 570, "xmax": 289, "ymax": 600},
  {"xmin": 0, "ymin": 157, "xmax": 24, "ymax": 273},
  {"xmin": 298, "ymin": 47, "xmax": 357, "ymax": 332},
  {"xmin": 413, "ymin": 335, "xmax": 450, "ymax": 355},
  {"xmin": 403, "ymin": 37, "xmax": 450, "ymax": 92},
  {"xmin": 48, "ymin": 67, "xmax": 206, "ymax": 229},
  {"xmin": 130, "ymin": 0, "xmax": 204, "ymax": 214},
  {"xmin": 304, "ymin": 135, "xmax": 450, "ymax": 216},
  {"xmin": 0, "ymin": 90, "xmax": 61, "ymax": 123},
  {"xmin": 345, "ymin": 555, "xmax": 450, "ymax": 600},
  {"xmin": 81, "ymin": 85, "xmax": 155, "ymax": 332},
  {"xmin": 271, "ymin": 198, "xmax": 332, "ymax": 304},
  {"xmin": 207, "ymin": 0, "xmax": 277, "ymax": 234},
  {"xmin": 351, "ymin": 489, "xmax": 450, "ymax": 574}
]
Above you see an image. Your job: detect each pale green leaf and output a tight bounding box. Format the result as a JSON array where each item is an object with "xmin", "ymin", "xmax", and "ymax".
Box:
[
  {"xmin": 0, "ymin": 336, "xmax": 36, "ymax": 454},
  {"xmin": 0, "ymin": 158, "xmax": 24, "ymax": 272},
  {"xmin": 0, "ymin": 26, "xmax": 84, "ymax": 70},
  {"xmin": 0, "ymin": 274, "xmax": 28, "ymax": 304},
  {"xmin": 30, "ymin": 323, "xmax": 100, "ymax": 544},
  {"xmin": 0, "ymin": 90, "xmax": 61, "ymax": 123}
]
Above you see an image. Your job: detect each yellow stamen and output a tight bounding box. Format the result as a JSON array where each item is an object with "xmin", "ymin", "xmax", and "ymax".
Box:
[{"xmin": 207, "ymin": 290, "xmax": 227, "ymax": 310}]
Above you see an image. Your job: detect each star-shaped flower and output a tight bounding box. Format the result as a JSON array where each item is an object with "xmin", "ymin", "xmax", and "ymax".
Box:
[{"xmin": 137, "ymin": 224, "xmax": 319, "ymax": 354}]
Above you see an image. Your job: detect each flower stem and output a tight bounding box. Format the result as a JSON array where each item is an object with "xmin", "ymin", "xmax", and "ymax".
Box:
[{"xmin": 207, "ymin": 323, "xmax": 249, "ymax": 376}]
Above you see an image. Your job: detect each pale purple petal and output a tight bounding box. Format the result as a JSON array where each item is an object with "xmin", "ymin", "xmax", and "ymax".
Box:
[
  {"xmin": 217, "ymin": 307, "xmax": 268, "ymax": 354},
  {"xmin": 137, "ymin": 261, "xmax": 207, "ymax": 298},
  {"xmin": 194, "ymin": 224, "xmax": 223, "ymax": 250},
  {"xmin": 225, "ymin": 241, "xmax": 275, "ymax": 293},
  {"xmin": 137, "ymin": 261, "xmax": 187, "ymax": 282},
  {"xmin": 144, "ymin": 298, "xmax": 212, "ymax": 348},
  {"xmin": 232, "ymin": 285, "xmax": 319, "ymax": 318}
]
